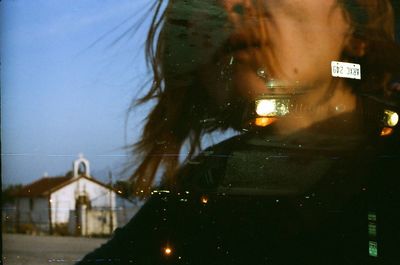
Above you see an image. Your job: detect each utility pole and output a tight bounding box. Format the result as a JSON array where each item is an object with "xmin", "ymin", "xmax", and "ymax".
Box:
[{"xmin": 108, "ymin": 170, "xmax": 113, "ymax": 234}]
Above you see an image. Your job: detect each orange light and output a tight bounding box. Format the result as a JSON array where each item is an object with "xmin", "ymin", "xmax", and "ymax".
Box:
[
  {"xmin": 380, "ymin": 127, "xmax": 393, "ymax": 137},
  {"xmin": 164, "ymin": 247, "xmax": 172, "ymax": 256},
  {"xmin": 201, "ymin": 195, "xmax": 209, "ymax": 204},
  {"xmin": 255, "ymin": 117, "xmax": 276, "ymax": 127}
]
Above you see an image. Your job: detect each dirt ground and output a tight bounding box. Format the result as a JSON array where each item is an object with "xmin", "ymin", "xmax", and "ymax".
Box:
[{"xmin": 2, "ymin": 233, "xmax": 108, "ymax": 265}]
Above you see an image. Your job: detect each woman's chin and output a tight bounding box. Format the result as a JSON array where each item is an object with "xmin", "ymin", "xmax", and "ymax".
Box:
[{"xmin": 232, "ymin": 70, "xmax": 305, "ymax": 99}]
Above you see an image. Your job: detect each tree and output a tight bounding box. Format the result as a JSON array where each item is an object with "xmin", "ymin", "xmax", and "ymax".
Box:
[{"xmin": 1, "ymin": 184, "xmax": 23, "ymax": 206}]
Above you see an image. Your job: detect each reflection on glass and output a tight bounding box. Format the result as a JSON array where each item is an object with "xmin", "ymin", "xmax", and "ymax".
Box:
[{"xmin": 76, "ymin": 0, "xmax": 400, "ymax": 263}]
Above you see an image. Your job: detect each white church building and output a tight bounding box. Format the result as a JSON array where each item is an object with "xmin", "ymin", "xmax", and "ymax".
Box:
[{"xmin": 16, "ymin": 155, "xmax": 138, "ymax": 236}]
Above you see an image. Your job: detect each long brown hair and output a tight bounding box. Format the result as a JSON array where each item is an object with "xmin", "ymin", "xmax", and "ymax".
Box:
[
  {"xmin": 340, "ymin": 0, "xmax": 400, "ymax": 94},
  {"xmin": 130, "ymin": 0, "xmax": 400, "ymax": 196}
]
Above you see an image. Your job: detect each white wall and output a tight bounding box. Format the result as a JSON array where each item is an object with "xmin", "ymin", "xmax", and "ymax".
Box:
[
  {"xmin": 50, "ymin": 177, "xmax": 117, "ymax": 225},
  {"xmin": 86, "ymin": 209, "xmax": 117, "ymax": 236},
  {"xmin": 68, "ymin": 208, "xmax": 118, "ymax": 236},
  {"xmin": 17, "ymin": 176, "xmax": 136, "ymax": 235}
]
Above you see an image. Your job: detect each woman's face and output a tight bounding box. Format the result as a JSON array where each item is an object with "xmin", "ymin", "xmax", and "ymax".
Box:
[{"xmin": 184, "ymin": 0, "xmax": 353, "ymax": 102}]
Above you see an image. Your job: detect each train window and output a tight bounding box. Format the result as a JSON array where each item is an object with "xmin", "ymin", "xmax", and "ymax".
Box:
[
  {"xmin": 3, "ymin": 1, "xmax": 399, "ymax": 264},
  {"xmin": 84, "ymin": 0, "xmax": 400, "ymax": 263}
]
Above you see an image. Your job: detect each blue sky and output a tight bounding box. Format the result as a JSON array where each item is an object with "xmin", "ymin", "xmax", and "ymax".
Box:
[
  {"xmin": 1, "ymin": 0, "xmax": 156, "ymax": 185},
  {"xmin": 5, "ymin": 1, "xmax": 396, "ymax": 187}
]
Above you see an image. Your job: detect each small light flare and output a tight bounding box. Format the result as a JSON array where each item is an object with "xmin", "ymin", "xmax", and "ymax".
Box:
[
  {"xmin": 380, "ymin": 127, "xmax": 393, "ymax": 137},
  {"xmin": 256, "ymin": 99, "xmax": 276, "ymax": 116},
  {"xmin": 163, "ymin": 246, "xmax": 173, "ymax": 256},
  {"xmin": 201, "ymin": 195, "xmax": 209, "ymax": 204},
  {"xmin": 255, "ymin": 117, "xmax": 276, "ymax": 127},
  {"xmin": 383, "ymin": 110, "xmax": 399, "ymax": 127}
]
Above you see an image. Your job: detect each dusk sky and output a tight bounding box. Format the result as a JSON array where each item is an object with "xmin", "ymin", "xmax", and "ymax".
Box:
[
  {"xmin": 3, "ymin": 1, "xmax": 397, "ymax": 187},
  {"xmin": 2, "ymin": 0, "xmax": 157, "ymax": 185}
]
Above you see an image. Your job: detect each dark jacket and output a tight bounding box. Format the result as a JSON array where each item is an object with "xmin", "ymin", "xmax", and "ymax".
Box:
[{"xmin": 77, "ymin": 102, "xmax": 400, "ymax": 265}]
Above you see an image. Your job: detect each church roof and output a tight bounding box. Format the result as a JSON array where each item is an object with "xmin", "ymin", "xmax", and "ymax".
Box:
[
  {"xmin": 18, "ymin": 155, "xmax": 117, "ymax": 198},
  {"xmin": 18, "ymin": 176, "xmax": 73, "ymax": 197},
  {"xmin": 17, "ymin": 174, "xmax": 114, "ymax": 197}
]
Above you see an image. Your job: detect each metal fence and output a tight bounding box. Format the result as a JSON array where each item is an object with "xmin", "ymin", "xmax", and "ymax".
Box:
[{"xmin": 2, "ymin": 204, "xmax": 139, "ymax": 236}]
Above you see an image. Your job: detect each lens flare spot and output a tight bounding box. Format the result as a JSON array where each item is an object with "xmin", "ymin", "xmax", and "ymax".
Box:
[
  {"xmin": 201, "ymin": 195, "xmax": 209, "ymax": 204},
  {"xmin": 163, "ymin": 247, "xmax": 172, "ymax": 256}
]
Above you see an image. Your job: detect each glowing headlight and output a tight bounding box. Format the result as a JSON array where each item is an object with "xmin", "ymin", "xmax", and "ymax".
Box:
[
  {"xmin": 255, "ymin": 98, "xmax": 290, "ymax": 117},
  {"xmin": 383, "ymin": 110, "xmax": 399, "ymax": 127},
  {"xmin": 256, "ymin": 99, "xmax": 276, "ymax": 116}
]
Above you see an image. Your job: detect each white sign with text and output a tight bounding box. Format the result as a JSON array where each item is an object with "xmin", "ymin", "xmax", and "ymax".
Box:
[{"xmin": 331, "ymin": 61, "xmax": 361, "ymax": 80}]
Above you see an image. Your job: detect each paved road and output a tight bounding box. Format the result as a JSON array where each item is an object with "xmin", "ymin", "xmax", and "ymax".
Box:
[{"xmin": 2, "ymin": 233, "xmax": 108, "ymax": 265}]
